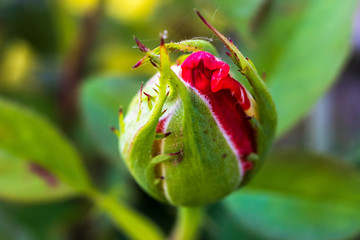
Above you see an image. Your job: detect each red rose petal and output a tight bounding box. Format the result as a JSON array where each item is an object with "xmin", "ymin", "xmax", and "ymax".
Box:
[{"xmin": 180, "ymin": 51, "xmax": 255, "ymax": 169}]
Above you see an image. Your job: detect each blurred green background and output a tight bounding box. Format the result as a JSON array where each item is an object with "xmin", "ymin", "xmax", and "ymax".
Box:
[{"xmin": 0, "ymin": 0, "xmax": 360, "ymax": 239}]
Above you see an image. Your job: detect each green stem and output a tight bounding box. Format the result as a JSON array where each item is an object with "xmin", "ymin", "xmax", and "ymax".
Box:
[
  {"xmin": 172, "ymin": 207, "xmax": 204, "ymax": 240},
  {"xmin": 90, "ymin": 192, "xmax": 165, "ymax": 240}
]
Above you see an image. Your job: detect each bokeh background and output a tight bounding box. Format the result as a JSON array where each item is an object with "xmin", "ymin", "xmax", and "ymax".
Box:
[{"xmin": 0, "ymin": 0, "xmax": 360, "ymax": 239}]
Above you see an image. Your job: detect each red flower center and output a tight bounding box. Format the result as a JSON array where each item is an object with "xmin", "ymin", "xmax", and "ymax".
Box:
[{"xmin": 180, "ymin": 51, "xmax": 255, "ymax": 169}]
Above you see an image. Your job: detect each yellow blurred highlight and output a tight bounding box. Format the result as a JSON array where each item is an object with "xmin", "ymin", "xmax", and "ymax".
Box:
[
  {"xmin": 63, "ymin": 0, "xmax": 98, "ymax": 15},
  {"xmin": 106, "ymin": 0, "xmax": 160, "ymax": 22},
  {"xmin": 63, "ymin": 0, "xmax": 161, "ymax": 23},
  {"xmin": 95, "ymin": 43, "xmax": 155, "ymax": 75},
  {"xmin": 0, "ymin": 40, "xmax": 37, "ymax": 89}
]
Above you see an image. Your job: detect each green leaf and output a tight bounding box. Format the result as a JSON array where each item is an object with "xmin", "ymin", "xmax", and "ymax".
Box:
[
  {"xmin": 80, "ymin": 75, "xmax": 144, "ymax": 163},
  {"xmin": 0, "ymin": 98, "xmax": 93, "ymax": 197},
  {"xmin": 205, "ymin": 203, "xmax": 262, "ymax": 240},
  {"xmin": 207, "ymin": 0, "xmax": 265, "ymax": 39},
  {"xmin": 0, "ymin": 200, "xmax": 90, "ymax": 240},
  {"xmin": 249, "ymin": 0, "xmax": 310, "ymax": 73},
  {"xmin": 252, "ymin": 0, "xmax": 358, "ymax": 136},
  {"xmin": 224, "ymin": 151, "xmax": 360, "ymax": 240},
  {"xmin": 0, "ymin": 150, "xmax": 75, "ymax": 203}
]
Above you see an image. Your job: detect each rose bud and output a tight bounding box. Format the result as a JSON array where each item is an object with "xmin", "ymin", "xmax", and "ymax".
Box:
[{"xmin": 116, "ymin": 16, "xmax": 277, "ymax": 206}]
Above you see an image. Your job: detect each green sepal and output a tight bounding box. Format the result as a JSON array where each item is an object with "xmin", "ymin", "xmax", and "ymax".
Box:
[
  {"xmin": 147, "ymin": 154, "xmax": 174, "ymax": 185},
  {"xmin": 163, "ymin": 70, "xmax": 242, "ymax": 205},
  {"xmin": 119, "ymin": 42, "xmax": 172, "ymax": 202},
  {"xmin": 196, "ymin": 11, "xmax": 277, "ymax": 168},
  {"xmin": 134, "ymin": 40, "xmax": 218, "ymax": 68},
  {"xmin": 145, "ymin": 49, "xmax": 242, "ymax": 205},
  {"xmin": 122, "ymin": 39, "xmax": 243, "ymax": 206}
]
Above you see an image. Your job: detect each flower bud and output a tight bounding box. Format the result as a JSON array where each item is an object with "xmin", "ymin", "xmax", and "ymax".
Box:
[{"xmin": 118, "ymin": 15, "xmax": 277, "ymax": 206}]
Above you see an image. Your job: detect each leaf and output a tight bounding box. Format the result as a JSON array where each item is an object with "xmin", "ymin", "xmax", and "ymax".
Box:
[
  {"xmin": 0, "ymin": 200, "xmax": 90, "ymax": 240},
  {"xmin": 253, "ymin": 0, "xmax": 358, "ymax": 136},
  {"xmin": 206, "ymin": 0, "xmax": 265, "ymax": 38},
  {"xmin": 224, "ymin": 151, "xmax": 360, "ymax": 240},
  {"xmin": 0, "ymin": 150, "xmax": 75, "ymax": 202},
  {"xmin": 80, "ymin": 75, "xmax": 144, "ymax": 163},
  {"xmin": 249, "ymin": 0, "xmax": 310, "ymax": 73},
  {"xmin": 205, "ymin": 203, "xmax": 262, "ymax": 240},
  {"xmin": 0, "ymin": 98, "xmax": 93, "ymax": 198},
  {"xmin": 0, "ymin": 208, "xmax": 31, "ymax": 240}
]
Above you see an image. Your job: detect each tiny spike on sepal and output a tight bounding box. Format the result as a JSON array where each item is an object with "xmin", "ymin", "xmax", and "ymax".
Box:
[
  {"xmin": 134, "ymin": 36, "xmax": 148, "ymax": 52},
  {"xmin": 160, "ymin": 34, "xmax": 165, "ymax": 46},
  {"xmin": 132, "ymin": 60, "xmax": 143, "ymax": 69},
  {"xmin": 262, "ymin": 72, "xmax": 267, "ymax": 81},
  {"xmin": 143, "ymin": 92, "xmax": 155, "ymax": 110},
  {"xmin": 169, "ymin": 151, "xmax": 183, "ymax": 163},
  {"xmin": 246, "ymin": 57, "xmax": 257, "ymax": 71},
  {"xmin": 110, "ymin": 126, "xmax": 120, "ymax": 137},
  {"xmin": 238, "ymin": 69, "xmax": 246, "ymax": 76},
  {"xmin": 144, "ymin": 92, "xmax": 155, "ymax": 101},
  {"xmin": 161, "ymin": 109, "xmax": 167, "ymax": 116},
  {"xmin": 137, "ymin": 82, "xmax": 144, "ymax": 122},
  {"xmin": 155, "ymin": 132, "xmax": 171, "ymax": 140},
  {"xmin": 119, "ymin": 107, "xmax": 125, "ymax": 133},
  {"xmin": 146, "ymin": 94, "xmax": 153, "ymax": 110},
  {"xmin": 169, "ymin": 151, "xmax": 181, "ymax": 156},
  {"xmin": 150, "ymin": 59, "xmax": 159, "ymax": 68}
]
